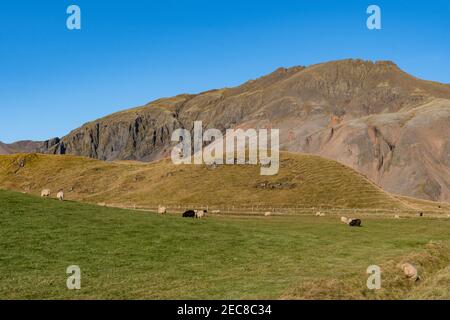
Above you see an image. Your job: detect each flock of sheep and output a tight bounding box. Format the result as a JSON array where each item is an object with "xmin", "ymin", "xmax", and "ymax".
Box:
[
  {"xmin": 182, "ymin": 209, "xmax": 208, "ymax": 218},
  {"xmin": 157, "ymin": 206, "xmax": 365, "ymax": 226},
  {"xmin": 42, "ymin": 192, "xmax": 421, "ymax": 281},
  {"xmin": 40, "ymin": 190, "xmax": 432, "ymax": 226},
  {"xmin": 40, "ymin": 189, "xmax": 64, "ymax": 201},
  {"xmin": 157, "ymin": 207, "xmax": 364, "ymax": 226},
  {"xmin": 157, "ymin": 206, "xmax": 208, "ymax": 218}
]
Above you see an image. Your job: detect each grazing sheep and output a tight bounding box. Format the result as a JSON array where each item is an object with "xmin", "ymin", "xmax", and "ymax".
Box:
[
  {"xmin": 400, "ymin": 263, "xmax": 419, "ymax": 281},
  {"xmin": 41, "ymin": 189, "xmax": 51, "ymax": 197},
  {"xmin": 195, "ymin": 209, "xmax": 207, "ymax": 219},
  {"xmin": 340, "ymin": 216, "xmax": 350, "ymax": 224},
  {"xmin": 264, "ymin": 212, "xmax": 272, "ymax": 217},
  {"xmin": 348, "ymin": 218, "xmax": 362, "ymax": 227},
  {"xmin": 157, "ymin": 206, "xmax": 167, "ymax": 214},
  {"xmin": 315, "ymin": 211, "xmax": 321, "ymax": 216},
  {"xmin": 56, "ymin": 190, "xmax": 64, "ymax": 201},
  {"xmin": 211, "ymin": 210, "xmax": 221, "ymax": 214},
  {"xmin": 394, "ymin": 215, "xmax": 400, "ymax": 219},
  {"xmin": 182, "ymin": 210, "xmax": 196, "ymax": 218}
]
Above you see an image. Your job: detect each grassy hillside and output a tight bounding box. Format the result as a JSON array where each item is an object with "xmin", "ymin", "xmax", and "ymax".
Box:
[
  {"xmin": 397, "ymin": 195, "xmax": 450, "ymax": 212},
  {"xmin": 0, "ymin": 190, "xmax": 449, "ymax": 299},
  {"xmin": 0, "ymin": 152, "xmax": 425, "ymax": 211}
]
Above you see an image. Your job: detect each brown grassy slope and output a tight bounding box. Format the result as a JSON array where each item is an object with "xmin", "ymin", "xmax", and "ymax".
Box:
[
  {"xmin": 0, "ymin": 152, "xmax": 417, "ymax": 210},
  {"xmin": 396, "ymin": 195, "xmax": 450, "ymax": 212}
]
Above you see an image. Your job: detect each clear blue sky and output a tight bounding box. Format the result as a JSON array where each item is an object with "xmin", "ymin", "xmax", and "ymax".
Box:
[{"xmin": 0, "ymin": 0, "xmax": 449, "ymax": 143}]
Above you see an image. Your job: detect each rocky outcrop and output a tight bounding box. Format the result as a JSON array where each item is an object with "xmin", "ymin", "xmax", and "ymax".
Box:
[
  {"xmin": 37, "ymin": 59, "xmax": 450, "ymax": 202},
  {"xmin": 38, "ymin": 96, "xmax": 190, "ymax": 161}
]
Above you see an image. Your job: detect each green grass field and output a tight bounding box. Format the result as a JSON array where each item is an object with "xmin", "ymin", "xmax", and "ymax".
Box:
[{"xmin": 1, "ymin": 190, "xmax": 449, "ymax": 300}]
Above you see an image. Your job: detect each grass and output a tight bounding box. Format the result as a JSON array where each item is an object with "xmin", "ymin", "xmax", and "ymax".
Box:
[
  {"xmin": 1, "ymin": 190, "xmax": 449, "ymax": 299},
  {"xmin": 0, "ymin": 152, "xmax": 428, "ymax": 211}
]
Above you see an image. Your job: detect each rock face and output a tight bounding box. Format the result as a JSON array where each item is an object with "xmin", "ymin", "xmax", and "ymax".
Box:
[
  {"xmin": 39, "ymin": 105, "xmax": 182, "ymax": 162},
  {"xmin": 37, "ymin": 59, "xmax": 450, "ymax": 202}
]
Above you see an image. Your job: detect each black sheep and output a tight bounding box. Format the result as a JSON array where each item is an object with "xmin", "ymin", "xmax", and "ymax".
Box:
[
  {"xmin": 349, "ymin": 219, "xmax": 362, "ymax": 227},
  {"xmin": 182, "ymin": 210, "xmax": 196, "ymax": 218}
]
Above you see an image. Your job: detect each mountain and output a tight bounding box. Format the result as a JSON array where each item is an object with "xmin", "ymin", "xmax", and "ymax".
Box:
[
  {"xmin": 0, "ymin": 140, "xmax": 43, "ymax": 155},
  {"xmin": 0, "ymin": 142, "xmax": 11, "ymax": 154},
  {"xmin": 37, "ymin": 59, "xmax": 450, "ymax": 202},
  {"xmin": 2, "ymin": 152, "xmax": 447, "ymax": 212}
]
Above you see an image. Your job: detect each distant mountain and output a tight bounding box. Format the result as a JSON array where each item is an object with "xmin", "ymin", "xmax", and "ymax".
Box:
[
  {"xmin": 0, "ymin": 142, "xmax": 11, "ymax": 154},
  {"xmin": 36, "ymin": 59, "xmax": 450, "ymax": 202},
  {"xmin": 0, "ymin": 140, "xmax": 42, "ymax": 155}
]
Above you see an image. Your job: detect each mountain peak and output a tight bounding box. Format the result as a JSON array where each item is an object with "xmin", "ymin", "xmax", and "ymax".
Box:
[{"xmin": 306, "ymin": 59, "xmax": 401, "ymax": 74}]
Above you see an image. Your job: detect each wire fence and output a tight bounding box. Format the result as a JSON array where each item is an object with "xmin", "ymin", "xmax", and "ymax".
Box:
[{"xmin": 100, "ymin": 202, "xmax": 450, "ymax": 218}]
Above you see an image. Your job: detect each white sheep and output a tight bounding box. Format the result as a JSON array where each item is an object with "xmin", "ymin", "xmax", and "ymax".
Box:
[
  {"xmin": 400, "ymin": 263, "xmax": 419, "ymax": 281},
  {"xmin": 56, "ymin": 190, "xmax": 64, "ymax": 201},
  {"xmin": 195, "ymin": 210, "xmax": 207, "ymax": 219},
  {"xmin": 41, "ymin": 189, "xmax": 51, "ymax": 197},
  {"xmin": 264, "ymin": 212, "xmax": 272, "ymax": 217},
  {"xmin": 157, "ymin": 205, "xmax": 167, "ymax": 214},
  {"xmin": 340, "ymin": 216, "xmax": 350, "ymax": 224}
]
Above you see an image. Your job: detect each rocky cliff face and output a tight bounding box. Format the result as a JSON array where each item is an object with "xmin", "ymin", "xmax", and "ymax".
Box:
[
  {"xmin": 37, "ymin": 59, "xmax": 450, "ymax": 202},
  {"xmin": 40, "ymin": 102, "xmax": 184, "ymax": 162}
]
